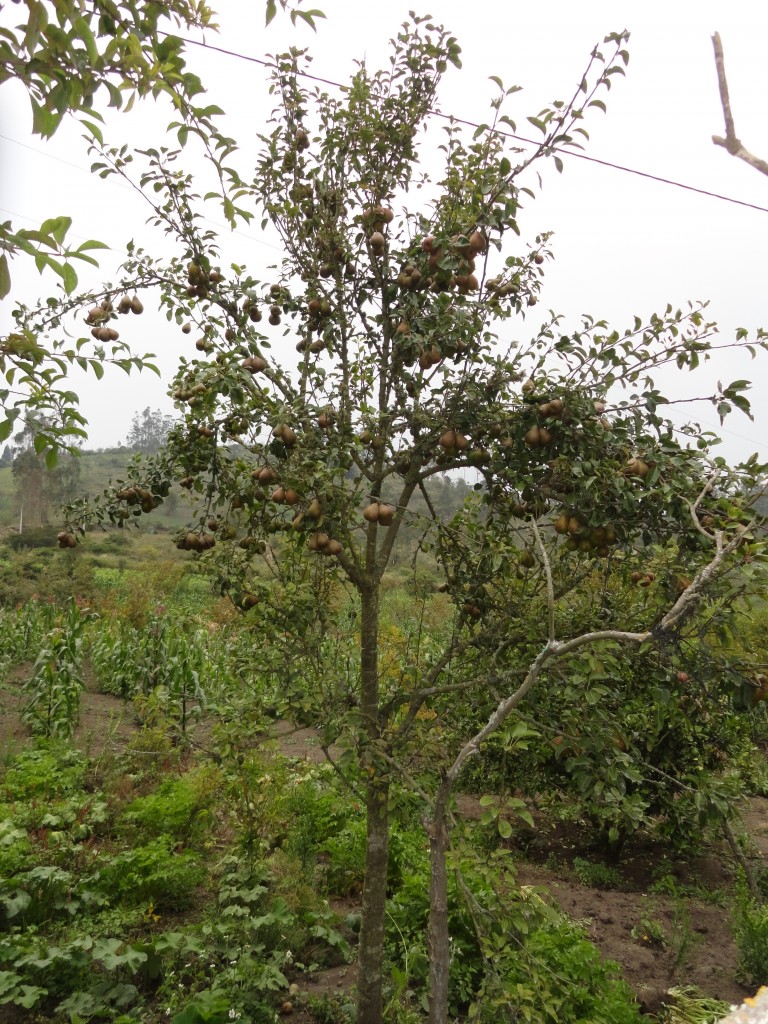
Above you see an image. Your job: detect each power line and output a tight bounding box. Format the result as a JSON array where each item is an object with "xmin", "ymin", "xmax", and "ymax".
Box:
[
  {"xmin": 173, "ymin": 33, "xmax": 768, "ymax": 217},
  {"xmin": 0, "ymin": 135, "xmax": 284, "ymax": 253}
]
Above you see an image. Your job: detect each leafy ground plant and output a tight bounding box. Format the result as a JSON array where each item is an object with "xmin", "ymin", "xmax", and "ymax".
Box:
[{"xmin": 734, "ymin": 875, "xmax": 768, "ymax": 987}]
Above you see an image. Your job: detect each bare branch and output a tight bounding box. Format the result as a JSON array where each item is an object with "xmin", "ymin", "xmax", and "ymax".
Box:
[
  {"xmin": 689, "ymin": 469, "xmax": 719, "ymax": 540},
  {"xmin": 531, "ymin": 520, "xmax": 555, "ymax": 642},
  {"xmin": 712, "ymin": 32, "xmax": 768, "ymax": 176}
]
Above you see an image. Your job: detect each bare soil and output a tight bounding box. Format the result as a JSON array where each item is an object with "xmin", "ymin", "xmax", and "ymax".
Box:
[{"xmin": 2, "ymin": 669, "xmax": 766, "ymax": 1017}]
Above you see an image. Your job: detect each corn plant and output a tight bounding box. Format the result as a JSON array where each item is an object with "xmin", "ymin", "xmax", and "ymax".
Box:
[
  {"xmin": 0, "ymin": 600, "xmax": 58, "ymax": 676},
  {"xmin": 21, "ymin": 600, "xmax": 87, "ymax": 739},
  {"xmin": 88, "ymin": 619, "xmax": 147, "ymax": 700}
]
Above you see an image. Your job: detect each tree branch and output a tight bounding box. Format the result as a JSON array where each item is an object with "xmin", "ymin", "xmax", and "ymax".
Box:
[{"xmin": 711, "ymin": 32, "xmax": 768, "ymax": 176}]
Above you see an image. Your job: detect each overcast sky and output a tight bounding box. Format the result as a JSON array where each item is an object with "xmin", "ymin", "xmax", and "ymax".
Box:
[{"xmin": 1, "ymin": 0, "xmax": 767, "ymax": 463}]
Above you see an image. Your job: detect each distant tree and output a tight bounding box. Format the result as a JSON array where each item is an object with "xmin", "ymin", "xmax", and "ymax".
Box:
[
  {"xmin": 10, "ymin": 423, "xmax": 82, "ymax": 529},
  {"xmin": 0, "ymin": 445, "xmax": 12, "ymax": 467},
  {"xmin": 124, "ymin": 408, "xmax": 178, "ymax": 454}
]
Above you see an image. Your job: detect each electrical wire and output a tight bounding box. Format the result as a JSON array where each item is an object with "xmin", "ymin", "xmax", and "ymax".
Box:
[{"xmin": 173, "ymin": 33, "xmax": 768, "ymax": 216}]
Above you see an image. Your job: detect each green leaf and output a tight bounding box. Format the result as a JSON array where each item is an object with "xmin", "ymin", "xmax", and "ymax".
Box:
[
  {"xmin": 80, "ymin": 119, "xmax": 104, "ymax": 144},
  {"xmin": 31, "ymin": 100, "xmax": 58, "ymax": 138},
  {"xmin": 76, "ymin": 239, "xmax": 109, "ymax": 253},
  {"xmin": 0, "ymin": 254, "xmax": 9, "ymax": 300},
  {"xmin": 265, "ymin": 0, "xmax": 277, "ymax": 26},
  {"xmin": 13, "ymin": 984, "xmax": 48, "ymax": 1009},
  {"xmin": 61, "ymin": 263, "xmax": 78, "ymax": 294},
  {"xmin": 497, "ymin": 818, "xmax": 513, "ymax": 838},
  {"xmin": 41, "ymin": 217, "xmax": 72, "ymax": 246}
]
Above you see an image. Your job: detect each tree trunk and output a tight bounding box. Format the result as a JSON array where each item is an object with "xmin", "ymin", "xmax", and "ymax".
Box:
[
  {"xmin": 356, "ymin": 582, "xmax": 389, "ymax": 1024},
  {"xmin": 427, "ymin": 784, "xmax": 451, "ymax": 1024},
  {"xmin": 358, "ymin": 775, "xmax": 390, "ymax": 1024}
]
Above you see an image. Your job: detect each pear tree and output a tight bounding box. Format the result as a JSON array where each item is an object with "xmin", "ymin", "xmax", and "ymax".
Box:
[{"xmin": 16, "ymin": 15, "xmax": 768, "ymax": 1022}]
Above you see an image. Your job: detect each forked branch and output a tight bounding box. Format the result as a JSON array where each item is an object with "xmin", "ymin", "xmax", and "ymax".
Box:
[{"xmin": 711, "ymin": 32, "xmax": 768, "ymax": 176}]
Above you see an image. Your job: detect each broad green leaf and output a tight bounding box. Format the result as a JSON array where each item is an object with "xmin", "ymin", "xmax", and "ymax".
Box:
[
  {"xmin": 61, "ymin": 262, "xmax": 78, "ymax": 294},
  {"xmin": 75, "ymin": 239, "xmax": 109, "ymax": 252},
  {"xmin": 0, "ymin": 254, "xmax": 9, "ymax": 299}
]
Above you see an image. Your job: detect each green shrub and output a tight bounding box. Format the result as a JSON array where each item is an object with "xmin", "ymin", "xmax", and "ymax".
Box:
[
  {"xmin": 734, "ymin": 877, "xmax": 768, "ymax": 987},
  {"xmin": 572, "ymin": 857, "xmax": 622, "ymax": 889},
  {"xmin": 4, "ymin": 527, "xmax": 60, "ymax": 550},
  {"xmin": 93, "ymin": 837, "xmax": 204, "ymax": 911},
  {"xmin": 118, "ymin": 767, "xmax": 221, "ymax": 845},
  {"xmin": 478, "ymin": 920, "xmax": 644, "ymax": 1024},
  {"xmin": 1, "ymin": 744, "xmax": 86, "ymax": 801}
]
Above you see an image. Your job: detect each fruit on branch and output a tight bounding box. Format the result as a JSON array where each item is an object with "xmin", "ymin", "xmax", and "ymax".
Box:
[
  {"xmin": 554, "ymin": 513, "xmax": 569, "ymax": 534},
  {"xmin": 241, "ymin": 355, "xmax": 268, "ymax": 374},
  {"xmin": 524, "ymin": 425, "xmax": 552, "ymax": 448},
  {"xmin": 625, "ymin": 457, "xmax": 650, "ymax": 479},
  {"xmin": 468, "ymin": 229, "xmax": 488, "ymax": 254},
  {"xmin": 539, "ymin": 398, "xmax": 564, "ymax": 419},
  {"xmin": 361, "ymin": 501, "xmax": 396, "ymax": 526},
  {"xmin": 438, "ymin": 429, "xmax": 469, "ymax": 455}
]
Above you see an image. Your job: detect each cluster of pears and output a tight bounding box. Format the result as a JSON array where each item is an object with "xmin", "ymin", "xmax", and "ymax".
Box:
[
  {"xmin": 362, "ymin": 500, "xmax": 396, "ymax": 526},
  {"xmin": 172, "ymin": 381, "xmax": 208, "ymax": 408},
  {"xmin": 365, "ymin": 205, "xmax": 395, "ymax": 256},
  {"xmin": 175, "ymin": 530, "xmax": 216, "ymax": 552},
  {"xmin": 86, "ymin": 295, "xmax": 142, "ymax": 341},
  {"xmin": 185, "ymin": 259, "xmax": 223, "ymax": 300},
  {"xmin": 297, "ymin": 295, "xmax": 334, "ymax": 354},
  {"xmin": 486, "ymin": 251, "xmax": 544, "ymax": 306},
  {"xmin": 115, "ymin": 486, "xmax": 161, "ymax": 514},
  {"xmin": 417, "ymin": 229, "xmax": 487, "ymax": 294},
  {"xmin": 554, "ymin": 513, "xmax": 618, "ymax": 556},
  {"xmin": 625, "ymin": 456, "xmax": 651, "ymax": 479},
  {"xmin": 523, "ymin": 397, "xmax": 566, "ymax": 449},
  {"xmin": 241, "ymin": 353, "xmax": 268, "ymax": 374}
]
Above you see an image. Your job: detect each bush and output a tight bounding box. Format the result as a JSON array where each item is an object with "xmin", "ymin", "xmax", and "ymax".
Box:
[
  {"xmin": 1, "ymin": 744, "xmax": 86, "ymax": 801},
  {"xmin": 118, "ymin": 767, "xmax": 221, "ymax": 846},
  {"xmin": 479, "ymin": 920, "xmax": 644, "ymax": 1024},
  {"xmin": 93, "ymin": 837, "xmax": 204, "ymax": 911},
  {"xmin": 4, "ymin": 527, "xmax": 59, "ymax": 550},
  {"xmin": 734, "ymin": 878, "xmax": 768, "ymax": 987}
]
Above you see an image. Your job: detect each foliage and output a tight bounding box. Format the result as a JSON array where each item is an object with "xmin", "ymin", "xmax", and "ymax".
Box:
[
  {"xmin": 473, "ymin": 918, "xmax": 644, "ymax": 1024},
  {"xmin": 89, "ymin": 612, "xmax": 217, "ymax": 731},
  {"xmin": 572, "ymin": 857, "xmax": 622, "ymax": 890},
  {"xmin": 457, "ymin": 554, "xmax": 766, "ymax": 855},
  {"xmin": 0, "ymin": 742, "xmax": 85, "ymax": 801},
  {"xmin": 94, "ymin": 836, "xmax": 204, "ymax": 910},
  {"xmin": 1, "ymin": 0, "xmax": 231, "ymax": 453},
  {"xmin": 734, "ymin": 875, "xmax": 768, "ymax": 987},
  {"xmin": 0, "ymin": 598, "xmax": 57, "ymax": 671},
  {"xmin": 21, "ymin": 598, "xmax": 88, "ymax": 738},
  {"xmin": 118, "ymin": 767, "xmax": 221, "ymax": 846}
]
